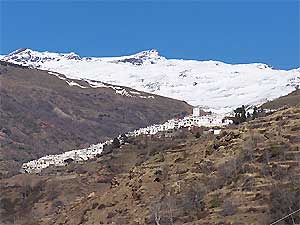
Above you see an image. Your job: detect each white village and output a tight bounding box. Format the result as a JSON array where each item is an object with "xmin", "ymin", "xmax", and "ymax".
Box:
[{"xmin": 20, "ymin": 107, "xmax": 232, "ymax": 173}]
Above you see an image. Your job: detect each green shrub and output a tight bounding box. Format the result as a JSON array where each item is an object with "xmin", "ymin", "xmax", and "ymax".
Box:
[
  {"xmin": 269, "ymin": 144, "xmax": 283, "ymax": 157},
  {"xmin": 210, "ymin": 194, "xmax": 221, "ymax": 208}
]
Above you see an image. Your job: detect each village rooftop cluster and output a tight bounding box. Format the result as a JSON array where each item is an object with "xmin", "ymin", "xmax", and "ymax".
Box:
[{"xmin": 21, "ymin": 108, "xmax": 232, "ymax": 173}]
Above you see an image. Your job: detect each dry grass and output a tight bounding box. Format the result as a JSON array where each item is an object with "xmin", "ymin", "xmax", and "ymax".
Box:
[{"xmin": 1, "ymin": 73, "xmax": 299, "ymax": 225}]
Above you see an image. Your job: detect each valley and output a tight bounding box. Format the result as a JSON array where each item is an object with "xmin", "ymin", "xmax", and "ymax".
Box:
[{"xmin": 0, "ymin": 61, "xmax": 191, "ymax": 178}]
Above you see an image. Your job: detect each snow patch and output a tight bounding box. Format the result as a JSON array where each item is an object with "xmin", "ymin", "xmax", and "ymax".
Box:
[{"xmin": 4, "ymin": 49, "xmax": 300, "ymax": 113}]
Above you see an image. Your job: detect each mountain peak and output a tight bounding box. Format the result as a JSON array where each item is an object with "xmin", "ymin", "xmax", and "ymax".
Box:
[
  {"xmin": 113, "ymin": 49, "xmax": 164, "ymax": 65},
  {"xmin": 3, "ymin": 49, "xmax": 81, "ymax": 65},
  {"xmin": 133, "ymin": 49, "xmax": 161, "ymax": 59},
  {"xmin": 138, "ymin": 49, "xmax": 159, "ymax": 56},
  {"xmin": 63, "ymin": 52, "xmax": 81, "ymax": 60},
  {"xmin": 8, "ymin": 48, "xmax": 30, "ymax": 56}
]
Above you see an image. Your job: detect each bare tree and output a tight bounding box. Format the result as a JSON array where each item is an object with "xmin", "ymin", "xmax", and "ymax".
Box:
[
  {"xmin": 269, "ymin": 184, "xmax": 300, "ymax": 224},
  {"xmin": 165, "ymin": 195, "xmax": 175, "ymax": 225},
  {"xmin": 151, "ymin": 202, "xmax": 162, "ymax": 225}
]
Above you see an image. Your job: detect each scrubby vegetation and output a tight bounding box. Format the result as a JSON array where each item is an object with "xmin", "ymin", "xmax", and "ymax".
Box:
[
  {"xmin": 1, "ymin": 105, "xmax": 300, "ymax": 225},
  {"xmin": 0, "ymin": 63, "xmax": 192, "ymax": 178}
]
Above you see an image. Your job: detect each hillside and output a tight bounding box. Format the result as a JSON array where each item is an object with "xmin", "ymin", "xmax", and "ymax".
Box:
[
  {"xmin": 1, "ymin": 105, "xmax": 299, "ymax": 225},
  {"xmin": 2, "ymin": 48, "xmax": 300, "ymax": 113},
  {"xmin": 0, "ymin": 61, "xmax": 192, "ymax": 178},
  {"xmin": 261, "ymin": 89, "xmax": 300, "ymax": 110}
]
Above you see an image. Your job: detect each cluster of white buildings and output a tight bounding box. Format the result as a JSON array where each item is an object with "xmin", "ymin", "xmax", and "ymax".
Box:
[
  {"xmin": 128, "ymin": 111, "xmax": 231, "ymax": 136},
  {"xmin": 20, "ymin": 141, "xmax": 111, "ymax": 173},
  {"xmin": 21, "ymin": 107, "xmax": 232, "ymax": 173}
]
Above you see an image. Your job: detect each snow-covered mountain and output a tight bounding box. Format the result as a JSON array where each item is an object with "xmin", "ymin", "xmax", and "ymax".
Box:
[{"xmin": 2, "ymin": 48, "xmax": 300, "ymax": 113}]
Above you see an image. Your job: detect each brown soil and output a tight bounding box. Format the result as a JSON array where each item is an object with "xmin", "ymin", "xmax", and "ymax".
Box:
[
  {"xmin": 0, "ymin": 61, "xmax": 192, "ymax": 178},
  {"xmin": 1, "ymin": 107, "xmax": 299, "ymax": 225}
]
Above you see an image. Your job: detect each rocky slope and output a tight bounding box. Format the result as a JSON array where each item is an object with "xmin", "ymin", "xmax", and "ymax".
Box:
[
  {"xmin": 0, "ymin": 61, "xmax": 192, "ymax": 178},
  {"xmin": 2, "ymin": 48, "xmax": 300, "ymax": 113},
  {"xmin": 1, "ymin": 103, "xmax": 299, "ymax": 225}
]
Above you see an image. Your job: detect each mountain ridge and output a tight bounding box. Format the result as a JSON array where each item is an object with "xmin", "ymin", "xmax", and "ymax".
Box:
[{"xmin": 3, "ymin": 48, "xmax": 300, "ymax": 113}]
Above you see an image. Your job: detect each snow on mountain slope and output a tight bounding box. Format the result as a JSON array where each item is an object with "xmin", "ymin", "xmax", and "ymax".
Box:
[{"xmin": 3, "ymin": 48, "xmax": 300, "ymax": 113}]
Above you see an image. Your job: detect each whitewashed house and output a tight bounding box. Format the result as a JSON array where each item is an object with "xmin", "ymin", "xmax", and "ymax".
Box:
[{"xmin": 21, "ymin": 107, "xmax": 233, "ymax": 173}]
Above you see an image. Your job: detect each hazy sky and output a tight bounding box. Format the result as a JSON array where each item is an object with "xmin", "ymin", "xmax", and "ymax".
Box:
[{"xmin": 1, "ymin": 1, "xmax": 299, "ymax": 69}]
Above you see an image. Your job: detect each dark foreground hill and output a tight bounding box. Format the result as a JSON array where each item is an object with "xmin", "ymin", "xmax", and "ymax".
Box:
[
  {"xmin": 0, "ymin": 62, "xmax": 192, "ymax": 177},
  {"xmin": 0, "ymin": 105, "xmax": 299, "ymax": 225}
]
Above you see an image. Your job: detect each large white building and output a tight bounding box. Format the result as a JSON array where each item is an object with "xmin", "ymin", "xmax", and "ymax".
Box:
[{"xmin": 193, "ymin": 106, "xmax": 201, "ymax": 117}]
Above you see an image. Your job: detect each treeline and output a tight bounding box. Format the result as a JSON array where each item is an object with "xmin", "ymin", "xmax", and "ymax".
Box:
[{"xmin": 232, "ymin": 105, "xmax": 259, "ymax": 124}]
